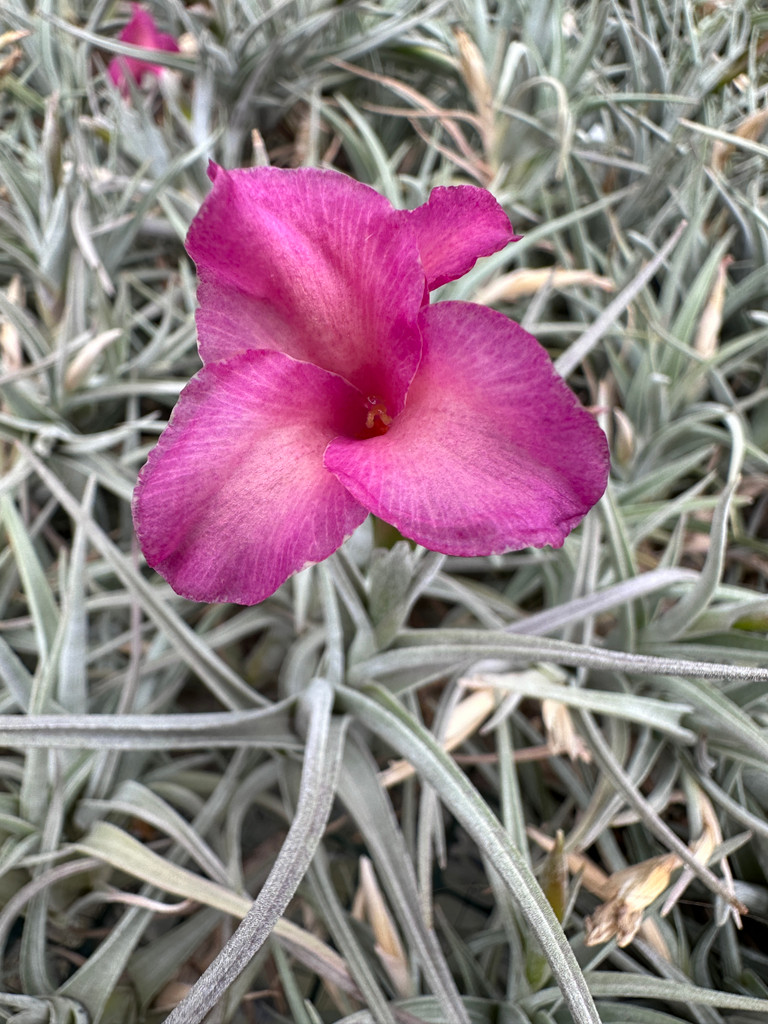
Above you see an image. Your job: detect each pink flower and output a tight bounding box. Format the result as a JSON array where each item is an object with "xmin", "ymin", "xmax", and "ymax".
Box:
[
  {"xmin": 108, "ymin": 4, "xmax": 179, "ymax": 95},
  {"xmin": 133, "ymin": 165, "xmax": 609, "ymax": 605}
]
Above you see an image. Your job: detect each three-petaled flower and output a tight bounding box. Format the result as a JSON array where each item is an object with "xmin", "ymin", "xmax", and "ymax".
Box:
[
  {"xmin": 108, "ymin": 4, "xmax": 179, "ymax": 95},
  {"xmin": 133, "ymin": 165, "xmax": 609, "ymax": 605}
]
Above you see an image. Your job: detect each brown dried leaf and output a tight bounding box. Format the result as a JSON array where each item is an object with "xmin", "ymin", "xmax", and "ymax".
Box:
[
  {"xmin": 542, "ymin": 699, "xmax": 592, "ymax": 763},
  {"xmin": 1, "ymin": 276, "xmax": 24, "ymax": 374},
  {"xmin": 712, "ymin": 107, "xmax": 768, "ymax": 170},
  {"xmin": 64, "ymin": 329, "xmax": 122, "ymax": 391},
  {"xmin": 0, "ymin": 46, "xmax": 24, "ymax": 79},
  {"xmin": 694, "ymin": 255, "xmax": 732, "ymax": 358},
  {"xmin": 584, "ymin": 853, "xmax": 681, "ymax": 947},
  {"xmin": 251, "ymin": 128, "xmax": 270, "ymax": 167},
  {"xmin": 612, "ymin": 408, "xmax": 636, "ymax": 465},
  {"xmin": 152, "ymin": 981, "xmax": 194, "ymax": 1013},
  {"xmin": 454, "ymin": 28, "xmax": 494, "ymax": 157},
  {"xmin": 0, "ymin": 30, "xmax": 29, "ymax": 48},
  {"xmin": 379, "ymin": 687, "xmax": 496, "ymax": 788},
  {"xmin": 527, "ymin": 827, "xmax": 673, "ymax": 957},
  {"xmin": 474, "ymin": 268, "xmax": 615, "ymax": 306},
  {"xmin": 0, "ymin": 28, "xmax": 28, "ymax": 80},
  {"xmin": 662, "ymin": 786, "xmax": 742, "ymax": 925},
  {"xmin": 330, "ymin": 58, "xmax": 481, "ymax": 158},
  {"xmin": 354, "ymin": 856, "xmax": 412, "ymax": 998}
]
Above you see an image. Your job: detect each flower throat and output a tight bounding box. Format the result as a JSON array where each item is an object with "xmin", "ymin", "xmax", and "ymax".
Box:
[{"xmin": 358, "ymin": 395, "xmax": 392, "ymax": 439}]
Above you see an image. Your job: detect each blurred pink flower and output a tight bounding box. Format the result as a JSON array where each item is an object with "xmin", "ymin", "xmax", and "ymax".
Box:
[
  {"xmin": 108, "ymin": 4, "xmax": 179, "ymax": 95},
  {"xmin": 133, "ymin": 165, "xmax": 609, "ymax": 604}
]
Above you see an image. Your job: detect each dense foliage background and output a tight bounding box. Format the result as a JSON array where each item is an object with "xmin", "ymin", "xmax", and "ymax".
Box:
[{"xmin": 1, "ymin": 1, "xmax": 768, "ymax": 1022}]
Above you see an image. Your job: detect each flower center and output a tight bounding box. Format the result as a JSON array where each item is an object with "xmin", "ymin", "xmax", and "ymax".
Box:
[{"xmin": 357, "ymin": 394, "xmax": 392, "ymax": 439}]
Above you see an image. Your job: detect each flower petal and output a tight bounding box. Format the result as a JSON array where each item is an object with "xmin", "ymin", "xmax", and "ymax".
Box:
[
  {"xmin": 133, "ymin": 351, "xmax": 368, "ymax": 604},
  {"xmin": 186, "ymin": 165, "xmax": 425, "ymax": 412},
  {"xmin": 108, "ymin": 4, "xmax": 179, "ymax": 91},
  {"xmin": 398, "ymin": 186, "xmax": 519, "ymax": 291},
  {"xmin": 324, "ymin": 302, "xmax": 609, "ymax": 555},
  {"xmin": 120, "ymin": 3, "xmax": 179, "ymax": 51}
]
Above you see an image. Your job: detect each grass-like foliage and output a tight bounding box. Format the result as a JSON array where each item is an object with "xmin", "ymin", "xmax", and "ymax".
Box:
[{"xmin": 1, "ymin": 1, "xmax": 768, "ymax": 1022}]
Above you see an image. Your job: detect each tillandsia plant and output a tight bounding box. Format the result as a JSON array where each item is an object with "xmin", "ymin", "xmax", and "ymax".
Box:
[
  {"xmin": 132, "ymin": 165, "xmax": 609, "ymax": 604},
  {"xmin": 5, "ymin": 3, "xmax": 768, "ymax": 1024}
]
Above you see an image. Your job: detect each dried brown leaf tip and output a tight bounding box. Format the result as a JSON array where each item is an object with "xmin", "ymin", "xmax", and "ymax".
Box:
[
  {"xmin": 353, "ymin": 856, "xmax": 412, "ymax": 998},
  {"xmin": 584, "ymin": 785, "xmax": 745, "ymax": 947},
  {"xmin": 528, "ymin": 827, "xmax": 673, "ymax": 958},
  {"xmin": 694, "ymin": 254, "xmax": 732, "ymax": 359},
  {"xmin": 584, "ymin": 853, "xmax": 682, "ymax": 947},
  {"xmin": 453, "ymin": 28, "xmax": 494, "ymax": 159},
  {"xmin": 541, "ymin": 699, "xmax": 592, "ymax": 763},
  {"xmin": 1, "ymin": 276, "xmax": 24, "ymax": 376},
  {"xmin": 712, "ymin": 107, "xmax": 768, "ymax": 171},
  {"xmin": 474, "ymin": 268, "xmax": 614, "ymax": 306},
  {"xmin": 663, "ymin": 785, "xmax": 743, "ymax": 924},
  {"xmin": 64, "ymin": 330, "xmax": 122, "ymax": 391},
  {"xmin": 0, "ymin": 30, "xmax": 28, "ymax": 79},
  {"xmin": 379, "ymin": 686, "xmax": 496, "ymax": 788}
]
